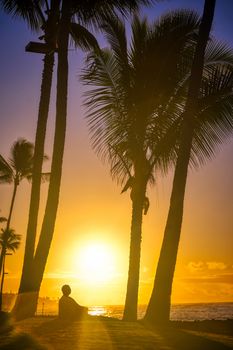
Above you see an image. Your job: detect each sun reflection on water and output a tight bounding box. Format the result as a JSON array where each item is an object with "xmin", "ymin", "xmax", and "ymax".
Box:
[{"xmin": 88, "ymin": 305, "xmax": 109, "ymax": 317}]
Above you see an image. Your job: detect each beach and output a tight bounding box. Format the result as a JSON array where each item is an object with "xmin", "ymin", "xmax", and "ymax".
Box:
[{"xmin": 0, "ymin": 313, "xmax": 233, "ymax": 349}]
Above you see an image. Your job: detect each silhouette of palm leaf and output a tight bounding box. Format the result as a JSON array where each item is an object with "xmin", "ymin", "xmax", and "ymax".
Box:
[
  {"xmin": 71, "ymin": 0, "xmax": 155, "ymax": 29},
  {"xmin": 0, "ymin": 154, "xmax": 13, "ymax": 184},
  {"xmin": 0, "ymin": 0, "xmax": 44, "ymax": 30},
  {"xmin": 9, "ymin": 138, "xmax": 34, "ymax": 179},
  {"xmin": 0, "ymin": 217, "xmax": 7, "ymax": 223},
  {"xmin": 81, "ymin": 10, "xmax": 201, "ymax": 186},
  {"xmin": 0, "ymin": 228, "xmax": 21, "ymax": 252},
  {"xmin": 191, "ymin": 64, "xmax": 233, "ymax": 167},
  {"xmin": 69, "ymin": 22, "xmax": 100, "ymax": 51}
]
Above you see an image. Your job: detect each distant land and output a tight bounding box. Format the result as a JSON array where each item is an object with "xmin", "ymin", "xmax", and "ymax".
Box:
[{"xmin": 2, "ymin": 293, "xmax": 59, "ymax": 315}]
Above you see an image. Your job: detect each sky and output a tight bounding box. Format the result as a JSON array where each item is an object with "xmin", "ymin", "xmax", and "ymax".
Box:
[{"xmin": 0, "ymin": 0, "xmax": 233, "ymax": 307}]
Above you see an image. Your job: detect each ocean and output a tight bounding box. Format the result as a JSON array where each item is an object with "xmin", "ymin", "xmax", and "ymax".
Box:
[{"xmin": 36, "ymin": 301, "xmax": 233, "ymax": 321}]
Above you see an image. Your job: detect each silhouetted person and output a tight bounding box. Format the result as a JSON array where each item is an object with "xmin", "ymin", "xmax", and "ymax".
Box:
[{"xmin": 58, "ymin": 285, "xmax": 88, "ymax": 321}]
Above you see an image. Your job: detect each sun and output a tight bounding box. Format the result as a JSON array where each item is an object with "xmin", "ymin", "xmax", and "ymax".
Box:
[{"xmin": 75, "ymin": 242, "xmax": 116, "ymax": 284}]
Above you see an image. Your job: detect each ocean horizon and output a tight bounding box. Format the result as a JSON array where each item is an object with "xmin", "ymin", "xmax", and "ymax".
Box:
[
  {"xmin": 36, "ymin": 301, "xmax": 233, "ymax": 321},
  {"xmin": 3, "ymin": 294, "xmax": 233, "ymax": 321}
]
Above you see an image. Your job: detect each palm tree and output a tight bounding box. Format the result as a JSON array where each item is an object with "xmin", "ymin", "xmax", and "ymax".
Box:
[
  {"xmin": 1, "ymin": 1, "xmax": 100, "ymax": 318},
  {"xmin": 0, "ymin": 139, "xmax": 34, "ymax": 231},
  {"xmin": 13, "ymin": 0, "xmax": 155, "ymax": 320},
  {"xmin": 0, "ymin": 139, "xmax": 33, "ymax": 274},
  {"xmin": 1, "ymin": 2, "xmax": 61, "ymax": 315},
  {"xmin": 0, "ymin": 227, "xmax": 21, "ymax": 311},
  {"xmin": 16, "ymin": 0, "xmax": 100, "ymax": 315},
  {"xmin": 0, "ymin": 138, "xmax": 49, "ymax": 275},
  {"xmin": 144, "ymin": 0, "xmax": 233, "ymax": 325},
  {"xmin": 0, "ymin": 0, "xmax": 60, "ymax": 278},
  {"xmin": 81, "ymin": 11, "xmax": 202, "ymax": 320}
]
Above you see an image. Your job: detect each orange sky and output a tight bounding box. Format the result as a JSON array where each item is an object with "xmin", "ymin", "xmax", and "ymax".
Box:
[{"xmin": 0, "ymin": 1, "xmax": 233, "ymax": 306}]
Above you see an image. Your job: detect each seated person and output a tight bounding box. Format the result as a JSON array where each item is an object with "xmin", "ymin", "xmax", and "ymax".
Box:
[{"xmin": 58, "ymin": 284, "xmax": 88, "ymax": 320}]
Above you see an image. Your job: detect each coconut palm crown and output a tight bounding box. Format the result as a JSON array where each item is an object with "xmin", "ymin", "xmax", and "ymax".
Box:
[
  {"xmin": 0, "ymin": 138, "xmax": 34, "ymax": 185},
  {"xmin": 0, "ymin": 227, "xmax": 21, "ymax": 253}
]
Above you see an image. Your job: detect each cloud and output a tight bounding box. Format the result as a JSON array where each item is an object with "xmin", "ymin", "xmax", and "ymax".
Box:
[
  {"xmin": 183, "ymin": 261, "xmax": 233, "ymax": 288},
  {"xmin": 173, "ymin": 275, "xmax": 233, "ymax": 303},
  {"xmin": 206, "ymin": 262, "xmax": 227, "ymax": 270},
  {"xmin": 44, "ymin": 271, "xmax": 77, "ymax": 279},
  {"xmin": 186, "ymin": 261, "xmax": 205, "ymax": 272},
  {"xmin": 186, "ymin": 261, "xmax": 228, "ymax": 273},
  {"xmin": 184, "ymin": 273, "xmax": 233, "ymax": 284}
]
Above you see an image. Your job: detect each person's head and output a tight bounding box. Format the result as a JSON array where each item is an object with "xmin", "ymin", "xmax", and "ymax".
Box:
[{"xmin": 61, "ymin": 284, "xmax": 71, "ymax": 296}]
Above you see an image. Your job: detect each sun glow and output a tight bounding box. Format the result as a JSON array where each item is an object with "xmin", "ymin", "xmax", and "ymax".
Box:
[{"xmin": 75, "ymin": 242, "xmax": 117, "ymax": 284}]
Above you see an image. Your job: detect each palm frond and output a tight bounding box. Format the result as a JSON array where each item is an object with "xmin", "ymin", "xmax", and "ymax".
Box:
[
  {"xmin": 0, "ymin": 217, "xmax": 7, "ymax": 223},
  {"xmin": 121, "ymin": 176, "xmax": 134, "ymax": 193},
  {"xmin": 9, "ymin": 138, "xmax": 34, "ymax": 178},
  {"xmin": 144, "ymin": 10, "xmax": 199, "ymax": 99},
  {"xmin": 81, "ymin": 10, "xmax": 201, "ymax": 186},
  {"xmin": 69, "ymin": 22, "xmax": 100, "ymax": 52},
  {"xmin": 101, "ymin": 15, "xmax": 131, "ymax": 96},
  {"xmin": 106, "ymin": 141, "xmax": 133, "ymax": 184},
  {"xmin": 71, "ymin": 0, "xmax": 155, "ymax": 28},
  {"xmin": 0, "ymin": 0, "xmax": 45, "ymax": 31},
  {"xmin": 26, "ymin": 171, "xmax": 50, "ymax": 183},
  {"xmin": 0, "ymin": 227, "xmax": 21, "ymax": 252},
  {"xmin": 0, "ymin": 154, "xmax": 13, "ymax": 183},
  {"xmin": 41, "ymin": 172, "xmax": 50, "ymax": 182},
  {"xmin": 81, "ymin": 48, "xmax": 128, "ymax": 163},
  {"xmin": 204, "ymin": 40, "xmax": 233, "ymax": 68},
  {"xmin": 190, "ymin": 64, "xmax": 233, "ymax": 168}
]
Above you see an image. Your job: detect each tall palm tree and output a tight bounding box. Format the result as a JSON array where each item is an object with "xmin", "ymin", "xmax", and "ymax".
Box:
[
  {"xmin": 144, "ymin": 0, "xmax": 233, "ymax": 325},
  {"xmin": 16, "ymin": 0, "xmax": 100, "ymax": 314},
  {"xmin": 81, "ymin": 11, "xmax": 202, "ymax": 320},
  {"xmin": 0, "ymin": 227, "xmax": 21, "ymax": 311},
  {"xmin": 13, "ymin": 0, "xmax": 155, "ymax": 320},
  {"xmin": 0, "ymin": 0, "xmax": 60, "ymax": 281}
]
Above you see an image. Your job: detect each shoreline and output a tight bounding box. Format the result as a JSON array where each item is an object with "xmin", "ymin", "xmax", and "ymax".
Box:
[{"xmin": 1, "ymin": 312, "xmax": 233, "ymax": 349}]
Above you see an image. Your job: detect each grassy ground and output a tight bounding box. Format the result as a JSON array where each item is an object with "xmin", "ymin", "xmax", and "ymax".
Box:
[{"xmin": 0, "ymin": 313, "xmax": 233, "ymax": 349}]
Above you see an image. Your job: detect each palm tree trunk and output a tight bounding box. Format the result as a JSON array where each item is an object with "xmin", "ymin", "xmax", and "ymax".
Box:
[
  {"xmin": 123, "ymin": 176, "xmax": 147, "ymax": 321},
  {"xmin": 12, "ymin": 52, "xmax": 55, "ymax": 322},
  {"xmin": 12, "ymin": 0, "xmax": 71, "ymax": 320},
  {"xmin": 0, "ymin": 247, "xmax": 5, "ymax": 280},
  {"xmin": 144, "ymin": 126, "xmax": 193, "ymax": 324},
  {"xmin": 18, "ymin": 0, "xmax": 60, "ymax": 296},
  {"xmin": 0, "ymin": 253, "xmax": 6, "ymax": 311},
  {"xmin": 12, "ymin": 1, "xmax": 60, "ymax": 319},
  {"xmin": 7, "ymin": 179, "xmax": 18, "ymax": 230},
  {"xmin": 18, "ymin": 52, "xmax": 55, "ymax": 294},
  {"xmin": 19, "ymin": 53, "xmax": 54, "ymax": 293},
  {"xmin": 33, "ymin": 0, "xmax": 70, "ymax": 305},
  {"xmin": 144, "ymin": 0, "xmax": 216, "ymax": 325}
]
